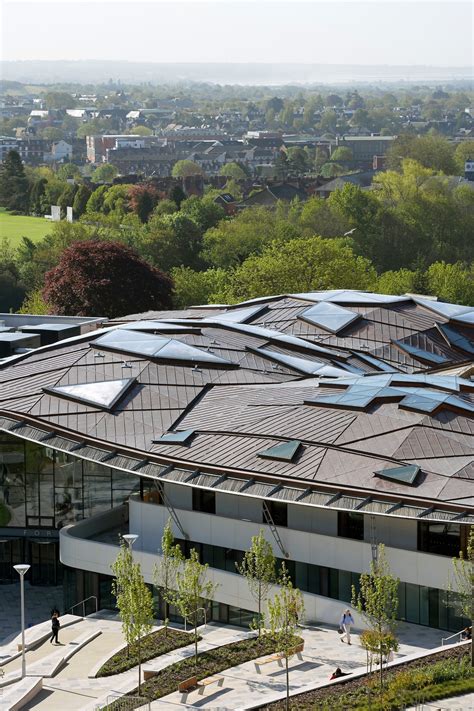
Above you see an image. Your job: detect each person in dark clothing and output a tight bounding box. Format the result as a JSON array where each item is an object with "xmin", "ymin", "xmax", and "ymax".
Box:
[
  {"xmin": 50, "ymin": 612, "xmax": 60, "ymax": 644},
  {"xmin": 462, "ymin": 626, "xmax": 472, "ymax": 640},
  {"xmin": 330, "ymin": 667, "xmax": 348, "ymax": 680}
]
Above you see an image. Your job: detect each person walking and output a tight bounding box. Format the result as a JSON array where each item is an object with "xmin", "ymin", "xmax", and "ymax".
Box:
[
  {"xmin": 49, "ymin": 612, "xmax": 60, "ymax": 645},
  {"xmin": 339, "ymin": 609, "xmax": 354, "ymax": 645}
]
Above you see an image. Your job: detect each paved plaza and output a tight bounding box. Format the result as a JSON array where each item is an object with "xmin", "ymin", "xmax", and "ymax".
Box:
[
  {"xmin": 0, "ymin": 606, "xmax": 461, "ymax": 711},
  {"xmin": 0, "ymin": 583, "xmax": 64, "ymax": 643}
]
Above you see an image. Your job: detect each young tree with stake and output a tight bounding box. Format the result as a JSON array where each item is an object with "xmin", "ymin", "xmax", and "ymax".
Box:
[
  {"xmin": 268, "ymin": 564, "xmax": 304, "ymax": 711},
  {"xmin": 352, "ymin": 544, "xmax": 399, "ymax": 688},
  {"xmin": 236, "ymin": 529, "xmax": 276, "ymax": 636},
  {"xmin": 153, "ymin": 519, "xmax": 183, "ymax": 637},
  {"xmin": 451, "ymin": 526, "xmax": 474, "ymax": 667},
  {"xmin": 174, "ymin": 549, "xmax": 218, "ymax": 669},
  {"xmin": 111, "ymin": 539, "xmax": 154, "ymax": 694}
]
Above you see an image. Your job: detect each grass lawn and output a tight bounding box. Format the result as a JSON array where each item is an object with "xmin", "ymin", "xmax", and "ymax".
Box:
[
  {"xmin": 96, "ymin": 627, "xmax": 197, "ymax": 677},
  {"xmin": 0, "ymin": 209, "xmax": 52, "ymax": 247}
]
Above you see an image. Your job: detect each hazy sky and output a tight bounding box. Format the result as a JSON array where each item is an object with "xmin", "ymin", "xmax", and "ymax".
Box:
[{"xmin": 1, "ymin": 0, "xmax": 472, "ymax": 66}]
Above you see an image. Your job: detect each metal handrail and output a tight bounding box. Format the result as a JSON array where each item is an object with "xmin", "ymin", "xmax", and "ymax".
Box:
[
  {"xmin": 441, "ymin": 629, "xmax": 465, "ymax": 645},
  {"xmin": 67, "ymin": 595, "xmax": 98, "ymax": 618}
]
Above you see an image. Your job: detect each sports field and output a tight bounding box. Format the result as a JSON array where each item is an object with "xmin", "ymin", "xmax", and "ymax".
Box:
[{"xmin": 0, "ymin": 208, "xmax": 53, "ymax": 247}]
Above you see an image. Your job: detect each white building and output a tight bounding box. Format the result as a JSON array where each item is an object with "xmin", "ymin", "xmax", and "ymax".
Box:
[{"xmin": 0, "ymin": 291, "xmax": 472, "ymax": 632}]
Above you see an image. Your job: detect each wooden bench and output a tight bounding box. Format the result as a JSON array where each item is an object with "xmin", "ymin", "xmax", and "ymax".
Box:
[
  {"xmin": 254, "ymin": 653, "xmax": 284, "ymax": 673},
  {"xmin": 255, "ymin": 643, "xmax": 304, "ymax": 673},
  {"xmin": 178, "ymin": 675, "xmax": 224, "ymax": 696}
]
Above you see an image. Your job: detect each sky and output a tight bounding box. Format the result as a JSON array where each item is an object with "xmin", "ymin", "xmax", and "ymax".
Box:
[{"xmin": 1, "ymin": 0, "xmax": 472, "ymax": 67}]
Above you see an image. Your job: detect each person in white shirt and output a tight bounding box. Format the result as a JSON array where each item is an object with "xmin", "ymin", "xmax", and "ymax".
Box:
[{"xmin": 340, "ymin": 609, "xmax": 354, "ymax": 645}]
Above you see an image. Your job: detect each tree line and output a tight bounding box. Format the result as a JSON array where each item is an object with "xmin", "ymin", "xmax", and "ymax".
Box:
[{"xmin": 0, "ymin": 148, "xmax": 473, "ymax": 316}]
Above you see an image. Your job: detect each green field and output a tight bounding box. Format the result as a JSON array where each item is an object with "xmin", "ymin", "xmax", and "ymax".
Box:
[{"xmin": 0, "ymin": 209, "xmax": 53, "ymax": 247}]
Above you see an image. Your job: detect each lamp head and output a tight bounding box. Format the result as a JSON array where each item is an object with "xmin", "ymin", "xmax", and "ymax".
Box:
[
  {"xmin": 14, "ymin": 564, "xmax": 30, "ymax": 576},
  {"xmin": 122, "ymin": 534, "xmax": 139, "ymax": 548}
]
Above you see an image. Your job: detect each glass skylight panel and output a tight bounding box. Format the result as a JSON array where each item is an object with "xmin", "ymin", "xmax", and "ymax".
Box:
[
  {"xmin": 153, "ymin": 429, "xmax": 195, "ymax": 445},
  {"xmin": 117, "ymin": 321, "xmax": 198, "ymax": 333},
  {"xmin": 93, "ymin": 328, "xmax": 232, "ymax": 365},
  {"xmin": 306, "ymin": 388, "xmax": 380, "ymax": 410},
  {"xmin": 412, "ymin": 297, "xmax": 470, "ymax": 319},
  {"xmin": 452, "ymin": 311, "xmax": 474, "ymax": 326},
  {"xmin": 399, "ymin": 390, "xmax": 451, "ymax": 414},
  {"xmin": 375, "ymin": 464, "xmax": 420, "ymax": 486},
  {"xmin": 299, "ymin": 302, "xmax": 360, "ymax": 334},
  {"xmin": 93, "ymin": 329, "xmax": 170, "ymax": 357},
  {"xmin": 437, "ymin": 324, "xmax": 474, "ymax": 356},
  {"xmin": 393, "ymin": 340, "xmax": 449, "ymax": 364},
  {"xmin": 217, "ymin": 305, "xmax": 266, "ymax": 323},
  {"xmin": 257, "ymin": 440, "xmax": 302, "ymax": 462},
  {"xmin": 327, "ymin": 291, "xmax": 409, "ymax": 305},
  {"xmin": 353, "ymin": 352, "xmax": 399, "ymax": 373},
  {"xmin": 445, "ymin": 395, "xmax": 474, "ymax": 414},
  {"xmin": 156, "ymin": 340, "xmax": 232, "ymax": 365},
  {"xmin": 44, "ymin": 378, "xmax": 135, "ymax": 410},
  {"xmin": 290, "ymin": 290, "xmax": 344, "ymax": 302}
]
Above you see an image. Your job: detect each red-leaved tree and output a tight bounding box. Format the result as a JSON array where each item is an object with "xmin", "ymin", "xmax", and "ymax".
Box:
[
  {"xmin": 128, "ymin": 184, "xmax": 162, "ymax": 223},
  {"xmin": 43, "ymin": 240, "xmax": 173, "ymax": 318}
]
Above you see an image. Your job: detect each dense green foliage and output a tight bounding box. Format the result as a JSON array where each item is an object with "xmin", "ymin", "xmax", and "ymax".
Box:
[
  {"xmin": 0, "ymin": 151, "xmax": 30, "ymax": 213},
  {"xmin": 0, "ymin": 135, "xmax": 473, "ymax": 313}
]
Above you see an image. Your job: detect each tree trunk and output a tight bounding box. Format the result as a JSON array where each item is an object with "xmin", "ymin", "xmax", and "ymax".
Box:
[
  {"xmin": 138, "ymin": 636, "xmax": 141, "ymax": 695},
  {"xmin": 258, "ymin": 594, "xmax": 261, "ymax": 637},
  {"xmin": 195, "ymin": 627, "xmax": 198, "ymax": 669},
  {"xmin": 285, "ymin": 654, "xmax": 289, "ymax": 711},
  {"xmin": 379, "ymin": 648, "xmax": 383, "ymax": 688}
]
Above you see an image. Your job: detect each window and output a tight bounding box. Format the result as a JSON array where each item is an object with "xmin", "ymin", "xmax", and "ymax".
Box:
[
  {"xmin": 418, "ymin": 522, "xmax": 461, "ymax": 557},
  {"xmin": 263, "ymin": 500, "xmax": 287, "ymax": 527},
  {"xmin": 192, "ymin": 488, "xmax": 216, "ymax": 514},
  {"xmin": 338, "ymin": 511, "xmax": 364, "ymax": 540}
]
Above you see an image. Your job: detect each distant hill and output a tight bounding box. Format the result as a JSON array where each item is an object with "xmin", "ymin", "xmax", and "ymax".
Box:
[{"xmin": 1, "ymin": 60, "xmax": 472, "ymax": 86}]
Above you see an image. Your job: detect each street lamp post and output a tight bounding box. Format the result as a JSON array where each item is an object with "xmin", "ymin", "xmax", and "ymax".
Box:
[
  {"xmin": 13, "ymin": 563, "xmax": 30, "ymax": 679},
  {"xmin": 122, "ymin": 533, "xmax": 139, "ymax": 553}
]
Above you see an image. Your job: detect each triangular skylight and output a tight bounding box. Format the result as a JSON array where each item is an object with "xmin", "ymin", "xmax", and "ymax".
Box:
[
  {"xmin": 291, "ymin": 290, "xmax": 409, "ymax": 305},
  {"xmin": 153, "ymin": 429, "xmax": 195, "ymax": 445},
  {"xmin": 255, "ymin": 347, "xmax": 349, "ymax": 377},
  {"xmin": 306, "ymin": 385, "xmax": 405, "ymax": 411},
  {"xmin": 375, "ymin": 464, "xmax": 420, "ymax": 486},
  {"xmin": 257, "ymin": 440, "xmax": 302, "ymax": 462},
  {"xmin": 353, "ymin": 351, "xmax": 399, "ymax": 373},
  {"xmin": 437, "ymin": 324, "xmax": 474, "ymax": 356},
  {"xmin": 93, "ymin": 329, "xmax": 233, "ymax": 366},
  {"xmin": 44, "ymin": 378, "xmax": 135, "ymax": 410},
  {"xmin": 299, "ymin": 302, "xmax": 360, "ymax": 334},
  {"xmin": 217, "ymin": 305, "xmax": 266, "ymax": 323},
  {"xmin": 393, "ymin": 340, "xmax": 449, "ymax": 364},
  {"xmin": 412, "ymin": 297, "xmax": 471, "ymax": 320}
]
